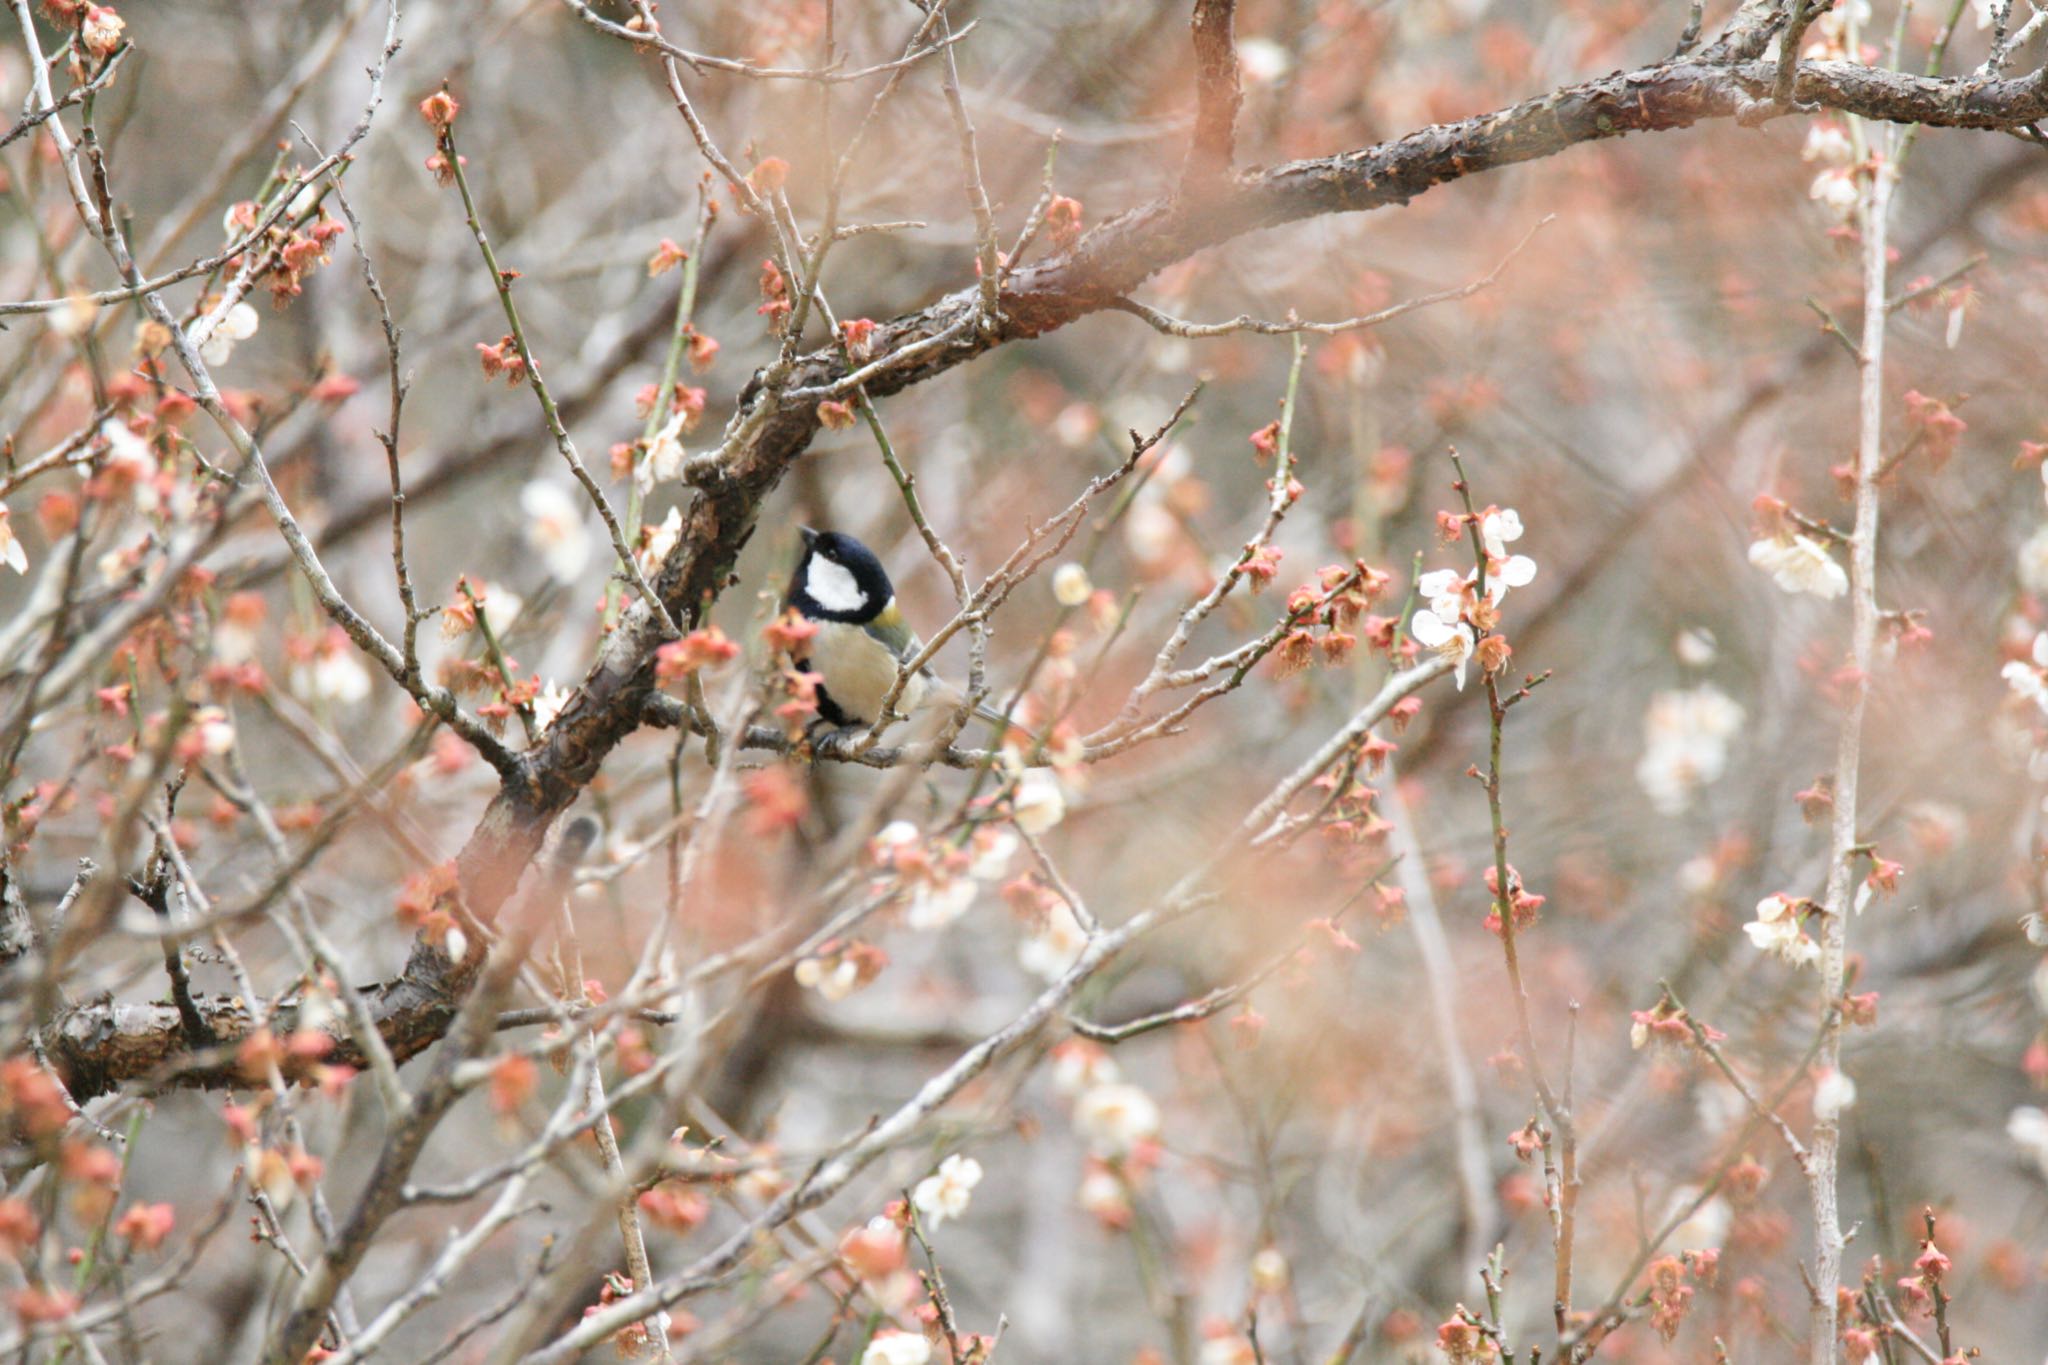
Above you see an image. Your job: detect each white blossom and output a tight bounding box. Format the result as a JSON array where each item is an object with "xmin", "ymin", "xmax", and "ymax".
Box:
[
  {"xmin": 1801, "ymin": 121, "xmax": 1854, "ymax": 166},
  {"xmin": 1635, "ymin": 684, "xmax": 1745, "ymax": 814},
  {"xmin": 1814, "ymin": 0, "xmax": 1871, "ymax": 43},
  {"xmin": 1077, "ymin": 1164, "xmax": 1129, "ymax": 1222},
  {"xmin": 966, "ymin": 828, "xmax": 1018, "ymax": 882},
  {"xmin": 1237, "ymin": 35, "xmax": 1292, "ymax": 83},
  {"xmin": 1748, "ymin": 534, "xmax": 1849, "ymax": 599},
  {"xmin": 293, "ymin": 647, "xmax": 372, "ymax": 708},
  {"xmin": 1410, "ymin": 608, "xmax": 1475, "ymax": 690},
  {"xmin": 860, "ymin": 1330, "xmax": 932, "ymax": 1365},
  {"xmin": 1811, "ymin": 1068, "xmax": 1857, "ymax": 1121},
  {"xmin": 1808, "ymin": 168, "xmax": 1860, "ymax": 221},
  {"xmin": 479, "ymin": 582, "xmax": 523, "ymax": 631},
  {"xmin": 637, "ymin": 411, "xmax": 688, "ymax": 495},
  {"xmin": 0, "ymin": 503, "xmax": 25, "ymax": 575},
  {"xmin": 1124, "ymin": 498, "xmax": 1180, "ymax": 567},
  {"xmin": 520, "ymin": 480, "xmax": 592, "ymax": 584},
  {"xmin": 51, "ymin": 294, "xmax": 99, "ymax": 339},
  {"xmin": 1199, "ymin": 1337, "xmax": 1257, "ymax": 1365},
  {"xmin": 1663, "ymin": 1189, "xmax": 1732, "ymax": 1252},
  {"xmin": 637, "ymin": 505, "xmax": 682, "ymax": 578},
  {"xmin": 1019, "ymin": 899, "xmax": 1090, "ymax": 981},
  {"xmin": 531, "ymin": 680, "xmax": 571, "ymax": 732},
  {"xmin": 1675, "ymin": 626, "xmax": 1717, "ymax": 667},
  {"xmin": 1011, "ymin": 769, "xmax": 1066, "ymax": 835},
  {"xmin": 1051, "ymin": 562, "xmax": 1093, "ymax": 607},
  {"xmin": 1074, "ymin": 1082, "xmax": 1161, "ymax": 1158},
  {"xmin": 794, "ymin": 955, "xmax": 860, "ymax": 1001},
  {"xmin": 910, "ymin": 1154, "xmax": 983, "ymax": 1229},
  {"xmin": 192, "ymin": 301, "xmax": 260, "ymax": 367},
  {"xmin": 905, "ymin": 876, "xmax": 975, "ymax": 931},
  {"xmin": 97, "ymin": 418, "xmax": 161, "ymax": 511},
  {"xmin": 2004, "ymin": 633, "xmax": 2048, "ymax": 714},
  {"xmin": 2021, "ymin": 524, "xmax": 2048, "ymax": 595},
  {"xmin": 1051, "ymin": 1041, "xmax": 1119, "ymax": 1096},
  {"xmin": 1479, "ymin": 507, "xmax": 1524, "ymax": 559},
  {"xmin": 1744, "ymin": 893, "xmax": 1820, "ymax": 967},
  {"xmin": 190, "ymin": 706, "xmax": 236, "ymax": 756},
  {"xmin": 2008, "ymin": 1105, "xmax": 2048, "ymax": 1179}
]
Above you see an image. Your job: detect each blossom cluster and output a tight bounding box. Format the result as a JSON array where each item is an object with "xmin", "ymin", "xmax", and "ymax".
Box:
[{"xmin": 1410, "ymin": 506, "xmax": 1537, "ymax": 689}]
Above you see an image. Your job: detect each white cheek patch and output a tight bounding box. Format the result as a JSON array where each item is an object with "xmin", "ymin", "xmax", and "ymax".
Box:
[{"xmin": 805, "ymin": 556, "xmax": 868, "ymax": 614}]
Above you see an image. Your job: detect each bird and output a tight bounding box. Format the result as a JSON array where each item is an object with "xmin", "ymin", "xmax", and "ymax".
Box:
[{"xmin": 784, "ymin": 526, "xmax": 1015, "ymax": 734}]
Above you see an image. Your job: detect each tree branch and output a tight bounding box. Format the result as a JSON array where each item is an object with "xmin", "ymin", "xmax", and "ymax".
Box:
[{"xmin": 1184, "ymin": 0, "xmax": 1242, "ymax": 186}]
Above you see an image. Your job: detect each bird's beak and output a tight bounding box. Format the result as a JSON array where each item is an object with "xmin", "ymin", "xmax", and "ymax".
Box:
[{"xmin": 797, "ymin": 525, "xmax": 819, "ymax": 547}]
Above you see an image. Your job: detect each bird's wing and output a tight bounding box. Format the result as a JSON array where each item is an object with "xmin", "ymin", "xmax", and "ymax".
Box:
[{"xmin": 861, "ymin": 601, "xmax": 922, "ymax": 667}]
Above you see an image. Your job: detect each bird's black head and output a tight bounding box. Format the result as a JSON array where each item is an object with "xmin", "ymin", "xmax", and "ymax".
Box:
[{"xmin": 788, "ymin": 526, "xmax": 894, "ymax": 623}]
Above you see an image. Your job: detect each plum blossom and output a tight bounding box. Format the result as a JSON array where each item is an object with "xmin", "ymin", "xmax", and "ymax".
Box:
[
  {"xmin": 1410, "ymin": 513, "xmax": 1537, "ymax": 690},
  {"xmin": 291, "ymin": 635, "xmax": 372, "ymax": 708},
  {"xmin": 1077, "ymin": 1162, "xmax": 1130, "ymax": 1226},
  {"xmin": 1010, "ymin": 768, "xmax": 1066, "ymax": 835},
  {"xmin": 189, "ymin": 706, "xmax": 237, "ymax": 756},
  {"xmin": 1802, "ymin": 120, "xmax": 1854, "ymax": 166},
  {"xmin": 1237, "ymin": 35, "xmax": 1291, "ymax": 83},
  {"xmin": 1812, "ymin": 1068, "xmax": 1857, "ymax": 1121},
  {"xmin": 1674, "ymin": 626, "xmax": 1718, "ymax": 666},
  {"xmin": 638, "ymin": 505, "xmax": 682, "ymax": 578},
  {"xmin": 1744, "ymin": 893, "xmax": 1820, "ymax": 967},
  {"xmin": 1479, "ymin": 507, "xmax": 1525, "ymax": 561},
  {"xmin": 1052, "ymin": 562, "xmax": 1092, "ymax": 606},
  {"xmin": 906, "ymin": 876, "xmax": 975, "ymax": 932},
  {"xmin": 2004, "ymin": 632, "xmax": 2048, "ymax": 714},
  {"xmin": 1663, "ymin": 1190, "xmax": 1732, "ymax": 1252},
  {"xmin": 1019, "ymin": 899, "xmax": 1090, "ymax": 981},
  {"xmin": 1813, "ymin": 1, "xmax": 1870, "ymax": 46},
  {"xmin": 794, "ymin": 954, "xmax": 859, "ymax": 1001},
  {"xmin": 1051, "ymin": 1039, "xmax": 1119, "ymax": 1096},
  {"xmin": 81, "ymin": 6, "xmax": 124, "ymax": 57},
  {"xmin": 191, "ymin": 300, "xmax": 260, "ymax": 367},
  {"xmin": 1074, "ymin": 1082, "xmax": 1161, "ymax": 1158},
  {"xmin": 90, "ymin": 418, "xmax": 166, "ymax": 515},
  {"xmin": 1635, "ymin": 685, "xmax": 1745, "ymax": 814},
  {"xmin": 520, "ymin": 480, "xmax": 592, "ymax": 584},
  {"xmin": 0, "ymin": 503, "xmax": 25, "ymax": 575},
  {"xmin": 2008, "ymin": 1105, "xmax": 2048, "ymax": 1178},
  {"xmin": 860, "ymin": 1330, "xmax": 932, "ymax": 1365},
  {"xmin": 2020, "ymin": 524, "xmax": 2048, "ymax": 595},
  {"xmin": 1808, "ymin": 168, "xmax": 1860, "ymax": 221},
  {"xmin": 1747, "ymin": 533, "xmax": 1849, "ymax": 599},
  {"xmin": 1411, "ymin": 609, "xmax": 1476, "ymax": 689},
  {"xmin": 966, "ymin": 828, "xmax": 1018, "ymax": 882},
  {"xmin": 911, "ymin": 1154, "xmax": 982, "ymax": 1229},
  {"xmin": 637, "ymin": 411, "xmax": 688, "ymax": 494},
  {"xmin": 531, "ymin": 680, "xmax": 571, "ymax": 732},
  {"xmin": 1199, "ymin": 1334, "xmax": 1258, "ymax": 1365}
]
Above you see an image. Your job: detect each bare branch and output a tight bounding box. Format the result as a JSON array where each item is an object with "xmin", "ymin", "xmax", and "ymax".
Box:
[{"xmin": 1184, "ymin": 0, "xmax": 1243, "ymax": 185}]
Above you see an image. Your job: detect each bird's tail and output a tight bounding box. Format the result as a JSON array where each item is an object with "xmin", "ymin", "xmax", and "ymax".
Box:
[
  {"xmin": 925, "ymin": 676, "xmax": 1038, "ymax": 746},
  {"xmin": 972, "ymin": 698, "xmax": 1025, "ymax": 736}
]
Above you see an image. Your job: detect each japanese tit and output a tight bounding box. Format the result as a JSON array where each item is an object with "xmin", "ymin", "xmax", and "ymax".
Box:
[{"xmin": 784, "ymin": 527, "xmax": 1012, "ymax": 733}]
